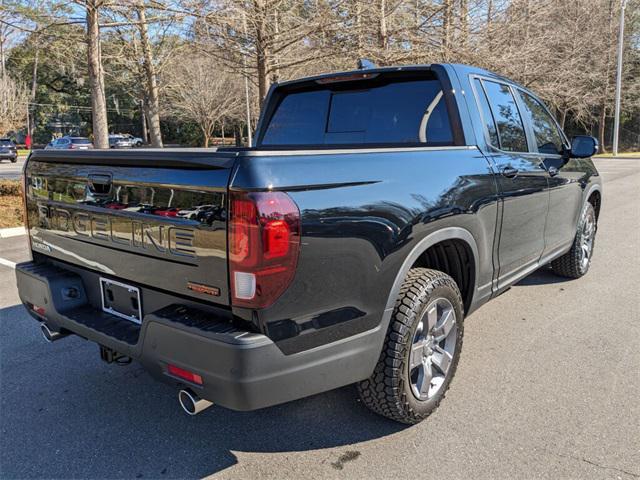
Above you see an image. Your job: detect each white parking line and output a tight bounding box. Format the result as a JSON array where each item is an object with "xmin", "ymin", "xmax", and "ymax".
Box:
[
  {"xmin": 0, "ymin": 257, "xmax": 17, "ymax": 269},
  {"xmin": 0, "ymin": 227, "xmax": 26, "ymax": 238}
]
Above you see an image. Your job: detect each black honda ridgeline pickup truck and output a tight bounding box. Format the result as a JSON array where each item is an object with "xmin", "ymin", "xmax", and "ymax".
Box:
[{"xmin": 16, "ymin": 64, "xmax": 602, "ymax": 424}]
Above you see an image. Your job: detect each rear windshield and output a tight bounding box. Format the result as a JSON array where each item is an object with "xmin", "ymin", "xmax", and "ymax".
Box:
[
  {"xmin": 0, "ymin": 139, "xmax": 14, "ymax": 146},
  {"xmin": 71, "ymin": 138, "xmax": 91, "ymax": 144},
  {"xmin": 261, "ymin": 75, "xmax": 454, "ymax": 147}
]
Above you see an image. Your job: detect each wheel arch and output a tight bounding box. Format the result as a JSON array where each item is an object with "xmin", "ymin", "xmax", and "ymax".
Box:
[
  {"xmin": 586, "ymin": 187, "xmax": 602, "ymax": 220},
  {"xmin": 384, "ymin": 227, "xmax": 479, "ymax": 316}
]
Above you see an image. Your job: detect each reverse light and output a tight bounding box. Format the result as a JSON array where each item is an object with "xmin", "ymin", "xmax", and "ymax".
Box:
[
  {"xmin": 229, "ymin": 191, "xmax": 300, "ymax": 309},
  {"xmin": 167, "ymin": 364, "xmax": 203, "ymax": 385},
  {"xmin": 233, "ymin": 271, "xmax": 256, "ymax": 300}
]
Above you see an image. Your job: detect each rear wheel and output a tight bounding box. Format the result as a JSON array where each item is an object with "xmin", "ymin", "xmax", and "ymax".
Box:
[
  {"xmin": 357, "ymin": 268, "xmax": 464, "ymax": 424},
  {"xmin": 551, "ymin": 203, "xmax": 597, "ymax": 278},
  {"xmin": 10, "ymin": 157, "xmax": 17, "ymax": 163}
]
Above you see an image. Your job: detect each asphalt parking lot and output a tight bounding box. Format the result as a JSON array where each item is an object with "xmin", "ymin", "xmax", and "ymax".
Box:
[
  {"xmin": 0, "ymin": 157, "xmax": 25, "ymax": 180},
  {"xmin": 0, "ymin": 158, "xmax": 638, "ymax": 479}
]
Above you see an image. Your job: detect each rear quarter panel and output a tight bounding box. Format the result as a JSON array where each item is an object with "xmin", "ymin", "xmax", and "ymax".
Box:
[{"xmin": 231, "ymin": 147, "xmax": 498, "ymax": 354}]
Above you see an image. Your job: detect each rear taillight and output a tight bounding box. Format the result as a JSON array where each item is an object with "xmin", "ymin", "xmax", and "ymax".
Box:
[{"xmin": 228, "ymin": 191, "xmax": 300, "ymax": 308}]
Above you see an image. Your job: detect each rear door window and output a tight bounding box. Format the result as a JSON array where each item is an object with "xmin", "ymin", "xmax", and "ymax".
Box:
[
  {"xmin": 481, "ymin": 80, "xmax": 528, "ymax": 153},
  {"xmin": 262, "ymin": 76, "xmax": 454, "ymax": 146},
  {"xmin": 518, "ymin": 91, "xmax": 565, "ymax": 155},
  {"xmin": 473, "ymin": 79, "xmax": 500, "ymax": 147}
]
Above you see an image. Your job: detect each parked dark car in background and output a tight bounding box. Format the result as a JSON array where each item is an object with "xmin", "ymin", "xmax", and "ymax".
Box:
[
  {"xmin": 0, "ymin": 138, "xmax": 18, "ymax": 163},
  {"xmin": 45, "ymin": 136, "xmax": 94, "ymax": 150},
  {"xmin": 15, "ymin": 63, "xmax": 602, "ymax": 425}
]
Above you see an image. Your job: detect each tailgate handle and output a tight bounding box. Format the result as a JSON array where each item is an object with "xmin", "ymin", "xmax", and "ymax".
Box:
[{"xmin": 88, "ymin": 174, "xmax": 112, "ymax": 195}]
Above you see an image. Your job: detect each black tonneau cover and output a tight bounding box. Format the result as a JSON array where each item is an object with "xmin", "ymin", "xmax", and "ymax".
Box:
[{"xmin": 29, "ymin": 149, "xmax": 238, "ymax": 169}]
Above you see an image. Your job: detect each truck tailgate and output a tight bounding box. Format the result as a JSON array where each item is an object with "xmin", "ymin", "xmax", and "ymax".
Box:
[{"xmin": 24, "ymin": 150, "xmax": 236, "ymax": 306}]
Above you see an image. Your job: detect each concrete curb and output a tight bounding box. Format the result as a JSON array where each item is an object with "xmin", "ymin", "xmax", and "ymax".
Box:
[{"xmin": 0, "ymin": 226, "xmax": 26, "ymax": 238}]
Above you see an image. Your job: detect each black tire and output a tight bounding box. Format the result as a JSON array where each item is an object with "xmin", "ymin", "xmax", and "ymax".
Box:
[
  {"xmin": 10, "ymin": 158, "xmax": 17, "ymax": 163},
  {"xmin": 357, "ymin": 268, "xmax": 464, "ymax": 424},
  {"xmin": 551, "ymin": 203, "xmax": 597, "ymax": 279}
]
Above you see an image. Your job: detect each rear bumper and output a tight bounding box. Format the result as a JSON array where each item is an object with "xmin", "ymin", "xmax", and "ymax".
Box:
[
  {"xmin": 15, "ymin": 260, "xmax": 382, "ymax": 410},
  {"xmin": 0, "ymin": 152, "xmax": 17, "ymax": 159}
]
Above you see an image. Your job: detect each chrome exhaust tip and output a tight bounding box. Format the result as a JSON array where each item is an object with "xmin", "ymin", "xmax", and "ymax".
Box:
[
  {"xmin": 178, "ymin": 388, "xmax": 213, "ymax": 416},
  {"xmin": 40, "ymin": 323, "xmax": 69, "ymax": 343}
]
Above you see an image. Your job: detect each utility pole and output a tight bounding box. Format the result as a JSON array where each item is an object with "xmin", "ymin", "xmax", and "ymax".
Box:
[{"xmin": 612, "ymin": 0, "xmax": 628, "ymax": 156}]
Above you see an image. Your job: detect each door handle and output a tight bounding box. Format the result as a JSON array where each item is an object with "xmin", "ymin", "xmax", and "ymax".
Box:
[
  {"xmin": 547, "ymin": 166, "xmax": 559, "ymax": 177},
  {"xmin": 501, "ymin": 166, "xmax": 518, "ymax": 178}
]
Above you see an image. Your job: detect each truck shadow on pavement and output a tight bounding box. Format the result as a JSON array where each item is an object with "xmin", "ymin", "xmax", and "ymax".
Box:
[
  {"xmin": 0, "ymin": 303, "xmax": 406, "ymax": 479},
  {"xmin": 516, "ymin": 266, "xmax": 574, "ymax": 286}
]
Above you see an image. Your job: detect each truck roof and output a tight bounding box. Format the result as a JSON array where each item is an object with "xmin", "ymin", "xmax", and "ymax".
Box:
[{"xmin": 276, "ymin": 63, "xmax": 524, "ymax": 92}]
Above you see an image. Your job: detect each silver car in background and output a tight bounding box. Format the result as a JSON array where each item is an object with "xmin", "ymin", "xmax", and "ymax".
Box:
[
  {"xmin": 109, "ymin": 135, "xmax": 134, "ymax": 149},
  {"xmin": 45, "ymin": 137, "xmax": 94, "ymax": 150}
]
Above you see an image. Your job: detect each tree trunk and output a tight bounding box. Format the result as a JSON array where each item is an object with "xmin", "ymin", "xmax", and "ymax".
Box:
[
  {"xmin": 221, "ymin": 121, "xmax": 225, "ymax": 144},
  {"xmin": 459, "ymin": 0, "xmax": 468, "ymax": 48},
  {"xmin": 140, "ymin": 98, "xmax": 148, "ymax": 144},
  {"xmin": 86, "ymin": 2, "xmax": 109, "ymax": 149},
  {"xmin": 598, "ymin": 105, "xmax": 607, "ymax": 154},
  {"xmin": 486, "ymin": 0, "xmax": 493, "ymax": 51},
  {"xmin": 29, "ymin": 48, "xmax": 39, "ymax": 136},
  {"xmin": 202, "ymin": 121, "xmax": 214, "ymax": 148},
  {"xmin": 0, "ymin": 28, "xmax": 5, "ymax": 78},
  {"xmin": 443, "ymin": 0, "xmax": 452, "ymax": 55},
  {"xmin": 31, "ymin": 49, "xmax": 39, "ymax": 99},
  {"xmin": 255, "ymin": 0, "xmax": 269, "ymax": 105},
  {"xmin": 233, "ymin": 124, "xmax": 242, "ymax": 147},
  {"xmin": 271, "ymin": 9, "xmax": 280, "ymax": 83},
  {"xmin": 136, "ymin": 3, "xmax": 163, "ymax": 148},
  {"xmin": 379, "ymin": 0, "xmax": 388, "ymax": 53},
  {"xmin": 356, "ymin": 2, "xmax": 363, "ymax": 56}
]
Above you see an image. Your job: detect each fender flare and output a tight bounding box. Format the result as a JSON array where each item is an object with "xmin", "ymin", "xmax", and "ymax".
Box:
[
  {"xmin": 584, "ymin": 183, "xmax": 602, "ymax": 208},
  {"xmin": 382, "ymin": 227, "xmax": 480, "ymax": 318}
]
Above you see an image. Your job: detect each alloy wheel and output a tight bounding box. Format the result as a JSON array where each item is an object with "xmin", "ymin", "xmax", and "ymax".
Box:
[
  {"xmin": 409, "ymin": 298, "xmax": 458, "ymax": 400},
  {"xmin": 580, "ymin": 209, "xmax": 596, "ymax": 271}
]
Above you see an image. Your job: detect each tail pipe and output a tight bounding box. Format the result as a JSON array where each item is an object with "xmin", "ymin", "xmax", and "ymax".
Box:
[
  {"xmin": 178, "ymin": 389, "xmax": 213, "ymax": 416},
  {"xmin": 41, "ymin": 323, "xmax": 69, "ymax": 343}
]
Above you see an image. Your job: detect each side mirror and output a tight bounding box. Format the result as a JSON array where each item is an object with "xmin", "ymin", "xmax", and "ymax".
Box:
[{"xmin": 570, "ymin": 135, "xmax": 598, "ymax": 158}]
